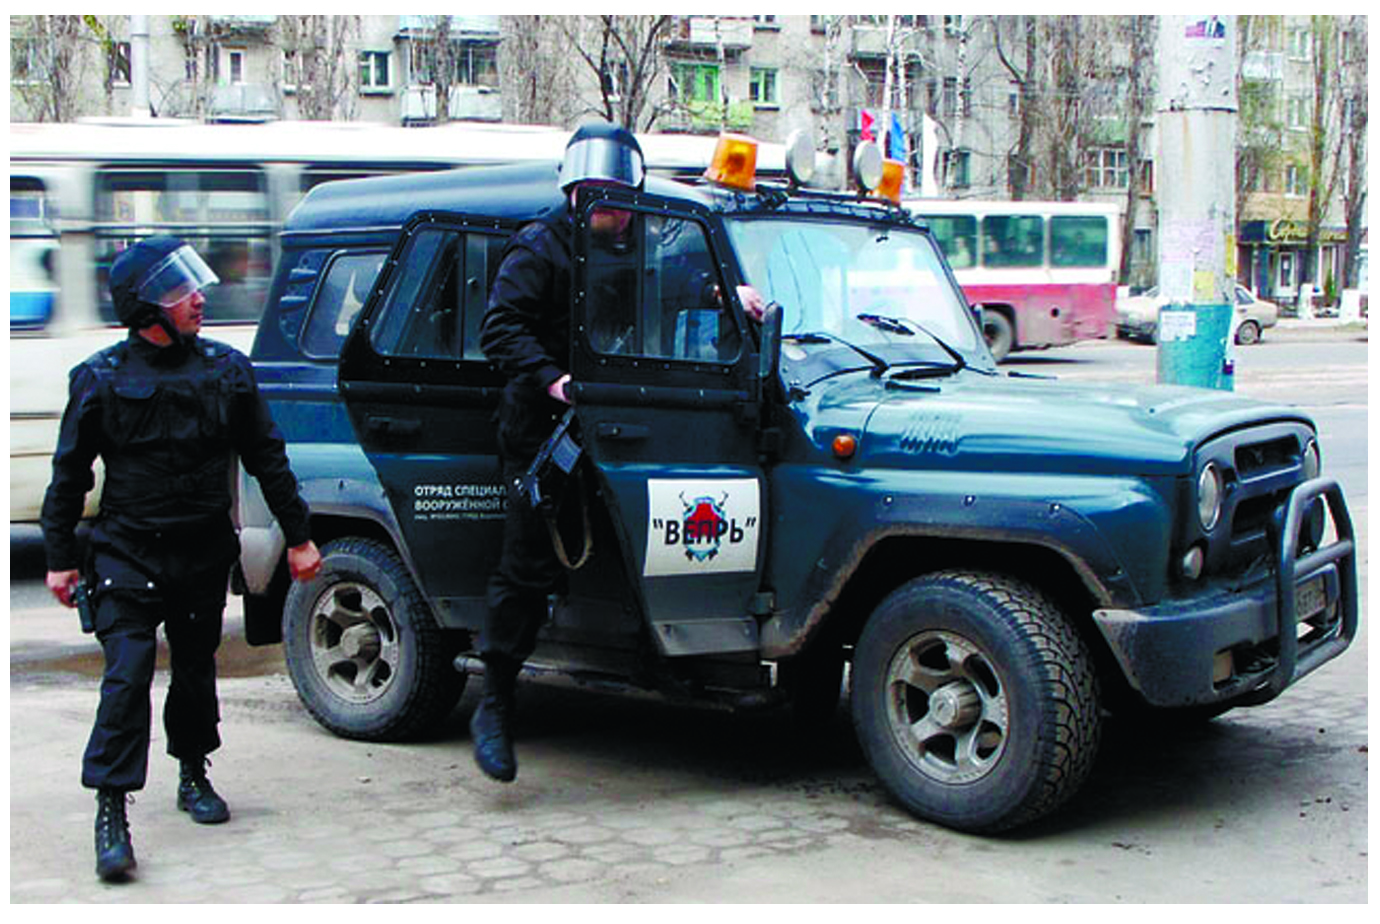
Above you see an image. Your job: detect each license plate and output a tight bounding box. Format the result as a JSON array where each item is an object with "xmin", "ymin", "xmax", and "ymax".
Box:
[{"xmin": 1295, "ymin": 576, "xmax": 1327, "ymax": 621}]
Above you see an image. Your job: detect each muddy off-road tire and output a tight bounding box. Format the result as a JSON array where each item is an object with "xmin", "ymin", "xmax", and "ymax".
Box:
[
  {"xmin": 284, "ymin": 537, "xmax": 466, "ymax": 741},
  {"xmin": 851, "ymin": 570, "xmax": 1101, "ymax": 833}
]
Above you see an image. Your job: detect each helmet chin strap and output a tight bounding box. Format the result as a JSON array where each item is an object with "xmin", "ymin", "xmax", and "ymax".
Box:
[{"xmin": 136, "ymin": 304, "xmax": 191, "ymax": 348}]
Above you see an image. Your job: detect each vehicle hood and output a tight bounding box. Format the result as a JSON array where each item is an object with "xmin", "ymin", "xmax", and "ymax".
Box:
[{"xmin": 799, "ymin": 370, "xmax": 1312, "ymax": 476}]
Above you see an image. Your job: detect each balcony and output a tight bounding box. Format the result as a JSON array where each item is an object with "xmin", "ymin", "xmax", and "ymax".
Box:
[
  {"xmin": 671, "ymin": 17, "xmax": 753, "ymax": 52},
  {"xmin": 400, "ymin": 84, "xmax": 502, "ymax": 124},
  {"xmin": 206, "ymin": 15, "xmax": 277, "ymax": 36},
  {"xmin": 209, "ymin": 83, "xmax": 279, "ymax": 122},
  {"xmin": 660, "ymin": 98, "xmax": 754, "ymax": 135}
]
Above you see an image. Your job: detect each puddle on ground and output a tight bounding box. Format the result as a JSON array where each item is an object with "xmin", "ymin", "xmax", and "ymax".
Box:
[{"xmin": 10, "ymin": 632, "xmax": 288, "ymax": 680}]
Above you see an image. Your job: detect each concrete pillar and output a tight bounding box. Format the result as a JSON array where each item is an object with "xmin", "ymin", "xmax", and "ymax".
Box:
[
  {"xmin": 1154, "ymin": 15, "xmax": 1237, "ymax": 390},
  {"xmin": 130, "ymin": 15, "xmax": 151, "ymax": 119}
]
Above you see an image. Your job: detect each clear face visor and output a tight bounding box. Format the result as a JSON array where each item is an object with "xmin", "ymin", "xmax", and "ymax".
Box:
[
  {"xmin": 135, "ymin": 245, "xmax": 219, "ymax": 308},
  {"xmin": 559, "ymin": 137, "xmax": 646, "ymax": 190}
]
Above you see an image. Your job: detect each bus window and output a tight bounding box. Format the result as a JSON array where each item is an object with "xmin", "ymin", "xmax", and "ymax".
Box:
[
  {"xmin": 94, "ymin": 168, "xmax": 272, "ymax": 325},
  {"xmin": 981, "ymin": 215, "xmax": 1043, "ymax": 268},
  {"xmin": 925, "ymin": 215, "xmax": 977, "ymax": 269},
  {"xmin": 1050, "ymin": 216, "xmax": 1109, "ymax": 268},
  {"xmin": 10, "ymin": 177, "xmax": 59, "ymax": 332}
]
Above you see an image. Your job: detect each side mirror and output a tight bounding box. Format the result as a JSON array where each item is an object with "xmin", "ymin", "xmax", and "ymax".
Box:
[{"xmin": 758, "ymin": 301, "xmax": 782, "ymax": 381}]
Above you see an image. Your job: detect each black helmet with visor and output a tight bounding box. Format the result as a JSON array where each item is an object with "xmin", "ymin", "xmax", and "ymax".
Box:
[
  {"xmin": 109, "ymin": 236, "xmax": 219, "ymax": 331},
  {"xmin": 558, "ymin": 122, "xmax": 646, "ymax": 192}
]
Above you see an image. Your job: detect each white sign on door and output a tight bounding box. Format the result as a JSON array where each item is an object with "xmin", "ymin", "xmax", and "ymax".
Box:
[{"xmin": 645, "ymin": 479, "xmax": 761, "ymax": 576}]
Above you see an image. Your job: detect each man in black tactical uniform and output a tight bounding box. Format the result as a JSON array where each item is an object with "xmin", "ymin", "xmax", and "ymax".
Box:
[
  {"xmin": 41, "ymin": 236, "xmax": 323, "ymax": 882},
  {"xmin": 472, "ymin": 123, "xmax": 646, "ymax": 783}
]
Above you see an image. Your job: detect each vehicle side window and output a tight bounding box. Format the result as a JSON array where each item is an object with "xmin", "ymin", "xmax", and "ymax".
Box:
[
  {"xmin": 586, "ymin": 210, "xmax": 741, "ymax": 362},
  {"xmin": 981, "ymin": 215, "xmax": 1043, "ymax": 268},
  {"xmin": 1050, "ymin": 216, "xmax": 1108, "ymax": 267},
  {"xmin": 300, "ymin": 251, "xmax": 387, "ymax": 358},
  {"xmin": 370, "ymin": 226, "xmax": 502, "ymax": 360},
  {"xmin": 924, "ymin": 215, "xmax": 977, "ymax": 269}
]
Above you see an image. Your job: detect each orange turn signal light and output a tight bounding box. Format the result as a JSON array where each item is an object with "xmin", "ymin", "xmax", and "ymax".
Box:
[
  {"xmin": 875, "ymin": 158, "xmax": 905, "ymax": 204},
  {"xmin": 705, "ymin": 133, "xmax": 759, "ymax": 192},
  {"xmin": 832, "ymin": 434, "xmax": 858, "ymax": 459}
]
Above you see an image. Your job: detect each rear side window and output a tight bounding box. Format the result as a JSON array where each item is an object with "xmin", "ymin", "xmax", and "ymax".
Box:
[
  {"xmin": 300, "ymin": 251, "xmax": 387, "ymax": 358},
  {"xmin": 370, "ymin": 226, "xmax": 504, "ymax": 360},
  {"xmin": 981, "ymin": 215, "xmax": 1044, "ymax": 268},
  {"xmin": 1050, "ymin": 216, "xmax": 1109, "ymax": 267}
]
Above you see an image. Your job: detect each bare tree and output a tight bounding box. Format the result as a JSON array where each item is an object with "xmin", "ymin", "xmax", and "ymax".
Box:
[
  {"xmin": 275, "ymin": 15, "xmax": 360, "ymax": 121},
  {"xmin": 993, "ymin": 15, "xmax": 1041, "ymax": 199},
  {"xmin": 1114, "ymin": 16, "xmax": 1154, "ymax": 286},
  {"xmin": 1337, "ymin": 16, "xmax": 1367, "ymax": 290},
  {"xmin": 499, "ymin": 16, "xmax": 573, "ymax": 125},
  {"xmin": 562, "ymin": 15, "xmax": 672, "ymax": 130},
  {"xmin": 1235, "ymin": 16, "xmax": 1288, "ymax": 236},
  {"xmin": 10, "ymin": 15, "xmax": 101, "ymax": 122},
  {"xmin": 1295, "ymin": 15, "xmax": 1347, "ymax": 309}
]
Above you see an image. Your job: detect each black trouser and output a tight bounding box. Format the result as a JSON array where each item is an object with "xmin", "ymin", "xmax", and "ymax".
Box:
[
  {"xmin": 481, "ymin": 460, "xmax": 565, "ymax": 666},
  {"xmin": 82, "ymin": 589, "xmax": 224, "ymax": 792},
  {"xmin": 481, "ymin": 385, "xmax": 573, "ymax": 666}
]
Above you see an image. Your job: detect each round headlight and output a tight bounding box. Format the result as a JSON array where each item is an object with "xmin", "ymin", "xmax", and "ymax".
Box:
[
  {"xmin": 1197, "ymin": 462, "xmax": 1223, "ymax": 531},
  {"xmin": 1302, "ymin": 439, "xmax": 1321, "ymax": 480}
]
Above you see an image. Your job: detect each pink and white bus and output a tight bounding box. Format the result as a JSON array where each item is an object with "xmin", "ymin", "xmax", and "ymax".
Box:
[{"xmin": 905, "ymin": 199, "xmax": 1122, "ymax": 361}]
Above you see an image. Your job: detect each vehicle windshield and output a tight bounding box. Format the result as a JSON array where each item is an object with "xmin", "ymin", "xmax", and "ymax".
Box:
[{"xmin": 724, "ymin": 216, "xmax": 988, "ymax": 381}]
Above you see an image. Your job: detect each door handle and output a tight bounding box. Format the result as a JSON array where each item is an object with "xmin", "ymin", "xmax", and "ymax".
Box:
[
  {"xmin": 364, "ymin": 415, "xmax": 422, "ymax": 438},
  {"xmin": 595, "ymin": 422, "xmax": 650, "ymax": 441}
]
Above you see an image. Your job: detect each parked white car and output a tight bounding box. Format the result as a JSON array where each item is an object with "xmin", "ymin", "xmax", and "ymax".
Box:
[{"xmin": 1116, "ymin": 284, "xmax": 1280, "ymax": 345}]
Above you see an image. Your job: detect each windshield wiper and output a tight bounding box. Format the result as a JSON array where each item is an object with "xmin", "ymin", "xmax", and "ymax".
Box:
[
  {"xmin": 783, "ymin": 331, "xmax": 890, "ymax": 377},
  {"xmin": 855, "ymin": 313, "xmax": 982, "ymax": 376}
]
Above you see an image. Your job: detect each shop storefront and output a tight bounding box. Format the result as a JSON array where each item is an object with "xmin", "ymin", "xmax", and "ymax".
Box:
[{"xmin": 1238, "ymin": 219, "xmax": 1348, "ymax": 309}]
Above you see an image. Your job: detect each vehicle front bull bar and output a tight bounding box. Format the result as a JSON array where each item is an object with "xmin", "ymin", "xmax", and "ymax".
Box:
[{"xmin": 1252, "ymin": 476, "xmax": 1359, "ymax": 704}]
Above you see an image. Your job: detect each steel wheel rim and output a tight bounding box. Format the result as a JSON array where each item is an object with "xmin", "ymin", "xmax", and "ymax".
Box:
[
  {"xmin": 883, "ymin": 629, "xmax": 1009, "ymax": 784},
  {"xmin": 308, "ymin": 580, "xmax": 401, "ymax": 704}
]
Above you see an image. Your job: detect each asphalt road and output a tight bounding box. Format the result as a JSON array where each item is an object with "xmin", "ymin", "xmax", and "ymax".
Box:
[{"xmin": 8, "ymin": 323, "xmax": 1368, "ymax": 902}]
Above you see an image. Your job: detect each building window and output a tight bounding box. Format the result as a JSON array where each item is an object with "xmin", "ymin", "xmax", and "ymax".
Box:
[
  {"xmin": 596, "ymin": 59, "xmax": 630, "ymax": 102},
  {"xmin": 108, "ymin": 41, "xmax": 131, "ymax": 87},
  {"xmin": 1287, "ymin": 95, "xmax": 1309, "ymax": 130},
  {"xmin": 753, "ymin": 15, "xmax": 780, "ymax": 30},
  {"xmin": 1287, "ymin": 27, "xmax": 1311, "ymax": 60},
  {"xmin": 11, "ymin": 37, "xmax": 42, "ymax": 84},
  {"xmin": 749, "ymin": 68, "xmax": 778, "ymax": 108},
  {"xmin": 670, "ymin": 62, "xmax": 719, "ymax": 105},
  {"xmin": 282, "ymin": 51, "xmax": 299, "ymax": 93},
  {"xmin": 943, "ymin": 149, "xmax": 971, "ymax": 189},
  {"xmin": 1083, "ymin": 147, "xmax": 1128, "ymax": 189},
  {"xmin": 1285, "ymin": 164, "xmax": 1306, "ymax": 197},
  {"xmin": 1007, "ymin": 153, "xmax": 1035, "ymax": 190},
  {"xmin": 457, "ymin": 43, "xmax": 498, "ymax": 87},
  {"xmin": 226, "ymin": 49, "xmax": 246, "ymax": 85},
  {"xmin": 359, "ymin": 50, "xmax": 391, "ymax": 92}
]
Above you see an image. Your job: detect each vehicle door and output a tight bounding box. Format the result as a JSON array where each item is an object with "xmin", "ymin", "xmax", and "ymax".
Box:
[
  {"xmin": 337, "ymin": 213, "xmax": 510, "ymax": 625},
  {"xmin": 569, "ymin": 187, "xmax": 767, "ymax": 656}
]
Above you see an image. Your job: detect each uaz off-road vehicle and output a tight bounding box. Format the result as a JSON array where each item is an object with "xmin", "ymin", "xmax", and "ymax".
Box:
[{"xmin": 237, "ymin": 134, "xmax": 1357, "ymax": 833}]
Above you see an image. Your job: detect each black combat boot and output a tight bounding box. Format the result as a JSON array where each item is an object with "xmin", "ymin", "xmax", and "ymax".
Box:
[
  {"xmin": 177, "ymin": 757, "xmax": 230, "ymax": 824},
  {"xmin": 94, "ymin": 788, "xmax": 137, "ymax": 882},
  {"xmin": 470, "ymin": 657, "xmax": 519, "ymax": 782}
]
